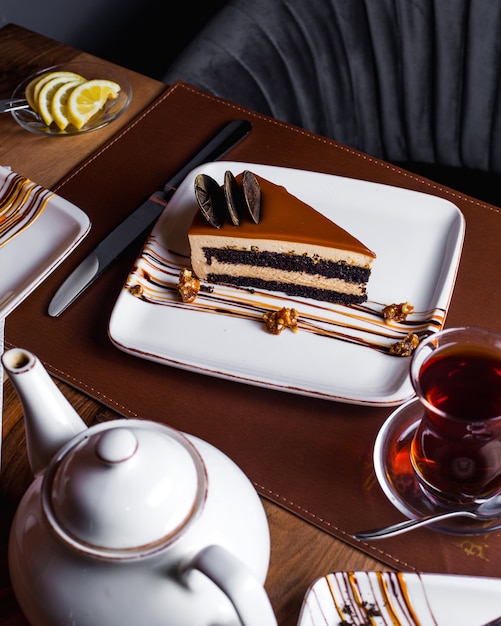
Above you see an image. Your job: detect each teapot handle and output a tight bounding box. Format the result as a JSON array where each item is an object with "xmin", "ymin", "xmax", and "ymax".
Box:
[{"xmin": 184, "ymin": 545, "xmax": 277, "ymax": 626}]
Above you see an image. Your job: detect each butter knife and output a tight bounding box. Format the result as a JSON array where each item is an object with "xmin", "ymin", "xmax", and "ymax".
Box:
[{"xmin": 48, "ymin": 119, "xmax": 252, "ymax": 317}]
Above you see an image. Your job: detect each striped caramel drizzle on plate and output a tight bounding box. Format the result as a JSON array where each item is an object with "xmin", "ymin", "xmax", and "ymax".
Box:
[
  {"xmin": 396, "ymin": 573, "xmax": 423, "ymax": 626},
  {"xmin": 124, "ymin": 234, "xmax": 445, "ymax": 356},
  {"xmin": 322, "ymin": 572, "xmax": 437, "ymax": 625},
  {"xmin": 0, "ymin": 171, "xmax": 55, "ymax": 248}
]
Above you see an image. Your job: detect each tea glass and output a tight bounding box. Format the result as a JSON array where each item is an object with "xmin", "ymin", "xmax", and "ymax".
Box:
[{"xmin": 410, "ymin": 326, "xmax": 501, "ymax": 506}]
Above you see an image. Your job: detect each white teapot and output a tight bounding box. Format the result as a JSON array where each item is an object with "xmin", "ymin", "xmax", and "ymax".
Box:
[{"xmin": 3, "ymin": 348, "xmax": 276, "ymax": 626}]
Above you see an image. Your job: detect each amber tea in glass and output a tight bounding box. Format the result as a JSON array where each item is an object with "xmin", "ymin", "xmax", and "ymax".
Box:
[{"xmin": 410, "ymin": 327, "xmax": 501, "ymax": 505}]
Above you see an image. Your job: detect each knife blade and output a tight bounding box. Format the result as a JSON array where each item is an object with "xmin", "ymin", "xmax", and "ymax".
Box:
[{"xmin": 48, "ymin": 118, "xmax": 252, "ymax": 317}]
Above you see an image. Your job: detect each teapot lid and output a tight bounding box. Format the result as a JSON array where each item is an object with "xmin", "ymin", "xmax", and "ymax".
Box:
[{"xmin": 42, "ymin": 420, "xmax": 206, "ymax": 556}]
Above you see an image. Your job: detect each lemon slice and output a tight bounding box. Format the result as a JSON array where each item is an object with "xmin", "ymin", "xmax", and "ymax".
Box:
[
  {"xmin": 67, "ymin": 79, "xmax": 121, "ymax": 130},
  {"xmin": 25, "ymin": 75, "xmax": 43, "ymax": 111},
  {"xmin": 38, "ymin": 75, "xmax": 86, "ymax": 127},
  {"xmin": 50, "ymin": 80, "xmax": 86, "ymax": 130},
  {"xmin": 30, "ymin": 71, "xmax": 85, "ymax": 112}
]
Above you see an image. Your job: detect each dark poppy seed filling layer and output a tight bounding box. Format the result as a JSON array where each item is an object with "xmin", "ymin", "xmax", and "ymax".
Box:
[{"xmin": 202, "ymin": 248, "xmax": 371, "ymax": 283}]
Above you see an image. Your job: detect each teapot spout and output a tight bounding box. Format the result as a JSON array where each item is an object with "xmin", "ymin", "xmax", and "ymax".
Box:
[{"xmin": 2, "ymin": 348, "xmax": 87, "ymax": 475}]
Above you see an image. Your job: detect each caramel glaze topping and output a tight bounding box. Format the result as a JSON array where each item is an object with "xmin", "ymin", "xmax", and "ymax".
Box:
[{"xmin": 190, "ymin": 173, "xmax": 376, "ymax": 259}]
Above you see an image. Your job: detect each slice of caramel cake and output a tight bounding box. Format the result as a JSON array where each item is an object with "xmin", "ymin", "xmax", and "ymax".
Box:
[{"xmin": 188, "ymin": 172, "xmax": 375, "ymax": 304}]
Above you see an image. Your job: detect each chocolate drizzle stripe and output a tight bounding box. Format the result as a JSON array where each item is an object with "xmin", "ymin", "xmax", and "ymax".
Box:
[{"xmin": 125, "ymin": 235, "xmax": 445, "ymax": 356}]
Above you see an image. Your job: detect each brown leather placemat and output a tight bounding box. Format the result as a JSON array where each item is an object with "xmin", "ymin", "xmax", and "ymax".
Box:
[{"xmin": 6, "ymin": 82, "xmax": 501, "ymax": 577}]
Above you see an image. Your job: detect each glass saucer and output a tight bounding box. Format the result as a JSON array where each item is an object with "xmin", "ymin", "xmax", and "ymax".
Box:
[
  {"xmin": 373, "ymin": 398, "xmax": 501, "ymax": 535},
  {"xmin": 11, "ymin": 62, "xmax": 132, "ymax": 136}
]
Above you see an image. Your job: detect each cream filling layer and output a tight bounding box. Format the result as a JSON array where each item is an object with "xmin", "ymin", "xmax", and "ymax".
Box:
[{"xmin": 192, "ymin": 259, "xmax": 366, "ymax": 296}]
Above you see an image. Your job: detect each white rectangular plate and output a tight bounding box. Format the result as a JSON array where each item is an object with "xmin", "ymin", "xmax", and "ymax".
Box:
[
  {"xmin": 298, "ymin": 571, "xmax": 501, "ymax": 626},
  {"xmin": 108, "ymin": 162, "xmax": 465, "ymax": 406},
  {"xmin": 0, "ymin": 165, "xmax": 90, "ymax": 318}
]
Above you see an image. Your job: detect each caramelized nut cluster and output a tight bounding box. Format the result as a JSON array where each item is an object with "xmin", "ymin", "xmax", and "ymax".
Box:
[
  {"xmin": 129, "ymin": 284, "xmax": 143, "ymax": 297},
  {"xmin": 263, "ymin": 307, "xmax": 299, "ymax": 335},
  {"xmin": 389, "ymin": 331, "xmax": 419, "ymax": 356},
  {"xmin": 382, "ymin": 301, "xmax": 414, "ymax": 323},
  {"xmin": 178, "ymin": 268, "xmax": 200, "ymax": 303}
]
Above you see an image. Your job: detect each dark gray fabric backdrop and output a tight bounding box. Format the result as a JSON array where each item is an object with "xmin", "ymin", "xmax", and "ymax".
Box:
[{"xmin": 162, "ymin": 0, "xmax": 501, "ymax": 175}]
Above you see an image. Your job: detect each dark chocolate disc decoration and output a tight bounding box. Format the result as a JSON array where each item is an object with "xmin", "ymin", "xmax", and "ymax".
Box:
[
  {"xmin": 194, "ymin": 173, "xmax": 227, "ymax": 228},
  {"xmin": 242, "ymin": 170, "xmax": 261, "ymax": 223},
  {"xmin": 223, "ymin": 170, "xmax": 246, "ymax": 226}
]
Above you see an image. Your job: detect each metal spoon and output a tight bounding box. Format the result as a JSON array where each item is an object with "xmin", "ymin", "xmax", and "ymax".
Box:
[{"xmin": 354, "ymin": 494, "xmax": 501, "ymax": 540}]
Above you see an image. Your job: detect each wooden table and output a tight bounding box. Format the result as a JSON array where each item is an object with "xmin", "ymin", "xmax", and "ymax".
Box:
[{"xmin": 0, "ymin": 24, "xmax": 389, "ymax": 626}]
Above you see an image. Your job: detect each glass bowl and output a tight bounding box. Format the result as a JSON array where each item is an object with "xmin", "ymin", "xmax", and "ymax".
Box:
[{"xmin": 11, "ymin": 62, "xmax": 132, "ymax": 136}]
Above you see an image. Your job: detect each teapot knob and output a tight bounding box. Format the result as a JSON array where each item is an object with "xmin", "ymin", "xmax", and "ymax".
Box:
[{"xmin": 96, "ymin": 428, "xmax": 138, "ymax": 464}]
